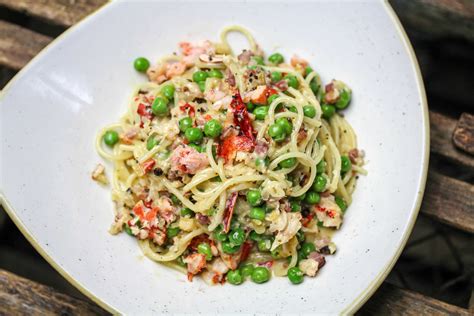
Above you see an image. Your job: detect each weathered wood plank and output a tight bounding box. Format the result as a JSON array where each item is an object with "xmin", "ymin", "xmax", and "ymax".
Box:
[
  {"xmin": 453, "ymin": 113, "xmax": 474, "ymax": 155},
  {"xmin": 390, "ymin": 0, "xmax": 474, "ymax": 41},
  {"xmin": 0, "ymin": 0, "xmax": 107, "ymax": 28},
  {"xmin": 0, "ymin": 20, "xmax": 52, "ymax": 70},
  {"xmin": 421, "ymin": 168, "xmax": 474, "ymax": 233},
  {"xmin": 359, "ymin": 282, "xmax": 471, "ymax": 315},
  {"xmin": 430, "ymin": 111, "xmax": 474, "ymax": 169},
  {"xmin": 0, "ymin": 269, "xmax": 109, "ymax": 315}
]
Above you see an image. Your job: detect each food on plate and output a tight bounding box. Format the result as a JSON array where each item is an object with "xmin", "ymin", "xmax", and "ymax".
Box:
[{"xmin": 95, "ymin": 26, "xmax": 366, "ymax": 285}]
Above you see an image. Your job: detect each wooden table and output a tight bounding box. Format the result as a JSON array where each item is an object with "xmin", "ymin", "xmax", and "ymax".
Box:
[{"xmin": 0, "ymin": 1, "xmax": 472, "ymax": 314}]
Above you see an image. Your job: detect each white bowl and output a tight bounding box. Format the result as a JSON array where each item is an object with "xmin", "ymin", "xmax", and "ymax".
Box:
[{"xmin": 0, "ymin": 0, "xmax": 429, "ymax": 314}]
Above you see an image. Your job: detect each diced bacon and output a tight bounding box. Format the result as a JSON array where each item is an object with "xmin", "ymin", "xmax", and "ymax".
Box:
[
  {"xmin": 196, "ymin": 213, "xmax": 210, "ymax": 225},
  {"xmin": 274, "ymin": 79, "xmax": 288, "ymax": 91},
  {"xmin": 254, "ymin": 140, "xmax": 269, "ymax": 157},
  {"xmin": 308, "ymin": 251, "xmax": 326, "ymax": 269},
  {"xmin": 170, "ymin": 145, "xmax": 209, "ymax": 174},
  {"xmin": 297, "ymin": 129, "xmax": 307, "ymax": 143},
  {"xmin": 179, "ymin": 103, "xmax": 196, "ymax": 117},
  {"xmin": 165, "ymin": 61, "xmax": 187, "ymax": 78},
  {"xmin": 237, "ymin": 50, "xmax": 254, "ymax": 64},
  {"xmin": 225, "ymin": 68, "xmax": 236, "ymax": 87},
  {"xmin": 290, "ymin": 55, "xmax": 309, "ymax": 68},
  {"xmin": 120, "ymin": 128, "xmax": 139, "ymax": 144},
  {"xmin": 141, "ymin": 159, "xmax": 156, "ymax": 174},
  {"xmin": 222, "ymin": 192, "xmax": 238, "ymax": 233},
  {"xmin": 324, "ymin": 81, "xmax": 340, "ymax": 104},
  {"xmin": 137, "ymin": 103, "xmax": 153, "ymax": 120},
  {"xmin": 348, "ymin": 148, "xmax": 359, "ymax": 163},
  {"xmin": 184, "ymin": 253, "xmax": 207, "ymax": 276}
]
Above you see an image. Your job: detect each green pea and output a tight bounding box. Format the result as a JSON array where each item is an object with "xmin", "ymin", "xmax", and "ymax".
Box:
[
  {"xmin": 240, "ymin": 264, "xmax": 254, "ymax": 278},
  {"xmin": 167, "ymin": 226, "xmax": 180, "ymax": 238},
  {"xmin": 300, "ymin": 242, "xmax": 316, "ymax": 257},
  {"xmin": 312, "ymin": 175, "xmax": 327, "ymax": 192},
  {"xmin": 185, "ymin": 127, "xmax": 203, "ymax": 143},
  {"xmin": 197, "ymin": 242, "xmax": 213, "ymax": 260},
  {"xmin": 268, "ymin": 123, "xmax": 286, "ymax": 142},
  {"xmin": 246, "ymin": 102, "xmax": 255, "ymax": 111},
  {"xmin": 285, "ymin": 75, "xmax": 299, "ymax": 89},
  {"xmin": 213, "ymin": 226, "xmax": 228, "ymax": 241},
  {"xmin": 341, "ymin": 155, "xmax": 352, "ymax": 173},
  {"xmin": 287, "ymin": 267, "xmax": 304, "ymax": 284},
  {"xmin": 151, "ymin": 97, "xmax": 169, "ymax": 116},
  {"xmin": 321, "ymin": 104, "xmax": 336, "ymax": 119},
  {"xmin": 253, "ymin": 106, "xmax": 269, "ymax": 120},
  {"xmin": 193, "ymin": 70, "xmax": 208, "ymax": 82},
  {"xmin": 255, "ymin": 157, "xmax": 269, "ymax": 167},
  {"xmin": 304, "ymin": 191, "xmax": 320, "ymax": 205},
  {"xmin": 288, "ymin": 105, "xmax": 297, "ymax": 113},
  {"xmin": 198, "ymin": 81, "xmax": 206, "ymax": 92},
  {"xmin": 227, "ymin": 269, "xmax": 243, "ymax": 285},
  {"xmin": 335, "ymin": 89, "xmax": 351, "ymax": 110},
  {"xmin": 279, "ymin": 157, "xmax": 297, "ymax": 169},
  {"xmin": 316, "ymin": 160, "xmax": 326, "ymax": 174},
  {"xmin": 161, "ymin": 84, "xmax": 175, "ymax": 100},
  {"xmin": 257, "ymin": 238, "xmax": 272, "ymax": 252},
  {"xmin": 170, "ymin": 194, "xmax": 179, "ymax": 204},
  {"xmin": 103, "ymin": 130, "xmax": 119, "ymax": 147},
  {"xmin": 275, "ymin": 117, "xmax": 292, "ymax": 135},
  {"xmin": 290, "ymin": 201, "xmax": 301, "ymax": 212},
  {"xmin": 246, "ymin": 190, "xmax": 262, "ymax": 206},
  {"xmin": 222, "ymin": 241, "xmax": 240, "ymax": 254},
  {"xmin": 251, "ymin": 267, "xmax": 270, "ymax": 284},
  {"xmin": 271, "ymin": 245, "xmax": 282, "ymax": 258},
  {"xmin": 228, "ymin": 228, "xmax": 245, "ymax": 246},
  {"xmin": 294, "ymin": 193, "xmax": 306, "ymax": 201},
  {"xmin": 249, "ymin": 207, "xmax": 266, "ymax": 221},
  {"xmin": 249, "ymin": 230, "xmax": 262, "ymax": 241},
  {"xmin": 317, "ymin": 220, "xmax": 324, "ymax": 227},
  {"xmin": 303, "ymin": 105, "xmax": 316, "ymax": 118},
  {"xmin": 146, "ymin": 137, "xmax": 158, "ymax": 150},
  {"xmin": 268, "ymin": 53, "xmax": 284, "ymax": 65},
  {"xmin": 180, "ymin": 207, "xmax": 194, "ymax": 217},
  {"xmin": 252, "ymin": 55, "xmax": 264, "ymax": 65},
  {"xmin": 208, "ymin": 69, "xmax": 223, "ymax": 79},
  {"xmin": 310, "ymin": 80, "xmax": 320, "ymax": 95},
  {"xmin": 335, "ymin": 196, "xmax": 348, "ymax": 213},
  {"xmin": 133, "ymin": 57, "xmax": 150, "ymax": 72},
  {"xmin": 267, "ymin": 94, "xmax": 279, "ymax": 106},
  {"xmin": 179, "ymin": 117, "xmax": 193, "ymax": 132},
  {"xmin": 271, "ymin": 71, "xmax": 282, "ymax": 82},
  {"xmin": 204, "ymin": 119, "xmax": 222, "ymax": 138},
  {"xmin": 304, "ymin": 66, "xmax": 313, "ymax": 77},
  {"xmin": 188, "ymin": 143, "xmax": 204, "ymax": 153}
]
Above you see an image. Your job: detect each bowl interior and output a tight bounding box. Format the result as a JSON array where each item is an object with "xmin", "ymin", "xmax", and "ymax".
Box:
[{"xmin": 0, "ymin": 0, "xmax": 428, "ymax": 313}]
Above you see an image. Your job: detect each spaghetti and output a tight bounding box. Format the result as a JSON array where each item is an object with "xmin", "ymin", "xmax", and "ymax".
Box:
[{"xmin": 95, "ymin": 26, "xmax": 365, "ymax": 285}]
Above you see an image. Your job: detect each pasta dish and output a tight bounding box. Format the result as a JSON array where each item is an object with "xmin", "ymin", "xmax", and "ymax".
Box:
[{"xmin": 94, "ymin": 26, "xmax": 365, "ymax": 285}]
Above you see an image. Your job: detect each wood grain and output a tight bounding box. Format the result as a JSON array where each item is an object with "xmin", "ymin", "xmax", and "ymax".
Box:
[
  {"xmin": 453, "ymin": 113, "xmax": 474, "ymax": 155},
  {"xmin": 359, "ymin": 282, "xmax": 471, "ymax": 315},
  {"xmin": 421, "ymin": 168, "xmax": 474, "ymax": 233},
  {"xmin": 0, "ymin": 269, "xmax": 109, "ymax": 315},
  {"xmin": 0, "ymin": 0, "xmax": 107, "ymax": 28},
  {"xmin": 430, "ymin": 111, "xmax": 474, "ymax": 169},
  {"xmin": 389, "ymin": 0, "xmax": 474, "ymax": 41},
  {"xmin": 0, "ymin": 20, "xmax": 52, "ymax": 70}
]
